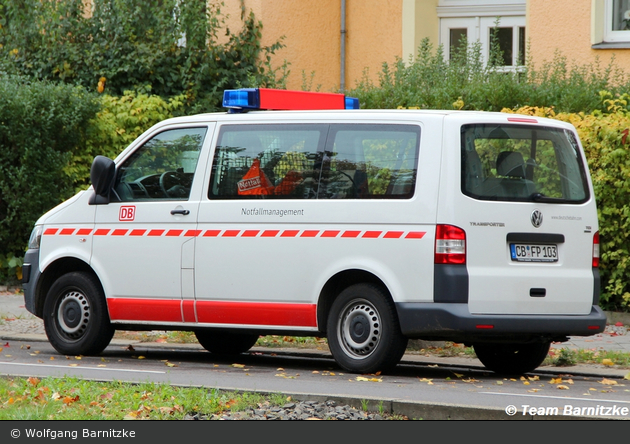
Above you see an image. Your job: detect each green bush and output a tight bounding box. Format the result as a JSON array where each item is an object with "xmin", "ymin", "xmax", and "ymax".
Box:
[
  {"xmin": 0, "ymin": 76, "xmax": 100, "ymax": 283},
  {"xmin": 70, "ymin": 91, "xmax": 186, "ymax": 193},
  {"xmin": 0, "ymin": 0, "xmax": 288, "ymax": 114},
  {"xmin": 506, "ymin": 99, "xmax": 630, "ymax": 311},
  {"xmin": 349, "ymin": 38, "xmax": 630, "ymax": 114}
]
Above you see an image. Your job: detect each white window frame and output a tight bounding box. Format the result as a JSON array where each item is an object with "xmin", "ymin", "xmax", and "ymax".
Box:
[
  {"xmin": 603, "ymin": 0, "xmax": 630, "ymax": 43},
  {"xmin": 437, "ymin": 0, "xmax": 526, "ymax": 70}
]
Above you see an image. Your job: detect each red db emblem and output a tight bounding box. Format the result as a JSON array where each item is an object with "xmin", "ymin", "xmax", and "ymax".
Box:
[{"xmin": 119, "ymin": 206, "xmax": 136, "ymax": 221}]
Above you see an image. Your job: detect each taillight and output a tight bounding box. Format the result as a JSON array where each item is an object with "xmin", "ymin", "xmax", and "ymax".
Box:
[
  {"xmin": 592, "ymin": 231, "xmax": 599, "ymax": 268},
  {"xmin": 435, "ymin": 224, "xmax": 466, "ymax": 265}
]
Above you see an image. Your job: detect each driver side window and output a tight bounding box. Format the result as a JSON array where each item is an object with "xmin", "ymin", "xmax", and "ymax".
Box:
[{"xmin": 115, "ymin": 127, "xmax": 207, "ymax": 201}]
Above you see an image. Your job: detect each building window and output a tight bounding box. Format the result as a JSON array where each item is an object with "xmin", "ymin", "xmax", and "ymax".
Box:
[
  {"xmin": 604, "ymin": 0, "xmax": 630, "ymax": 42},
  {"xmin": 437, "ymin": 1, "xmax": 526, "ymax": 69}
]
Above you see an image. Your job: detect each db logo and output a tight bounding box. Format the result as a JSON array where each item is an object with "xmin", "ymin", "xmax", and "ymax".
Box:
[{"xmin": 119, "ymin": 206, "xmax": 136, "ymax": 221}]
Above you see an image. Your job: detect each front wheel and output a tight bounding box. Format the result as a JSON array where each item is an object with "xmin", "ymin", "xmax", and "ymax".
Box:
[
  {"xmin": 473, "ymin": 342, "xmax": 551, "ymax": 375},
  {"xmin": 43, "ymin": 272, "xmax": 114, "ymax": 356},
  {"xmin": 327, "ymin": 283, "xmax": 408, "ymax": 374},
  {"xmin": 195, "ymin": 331, "xmax": 259, "ymax": 355}
]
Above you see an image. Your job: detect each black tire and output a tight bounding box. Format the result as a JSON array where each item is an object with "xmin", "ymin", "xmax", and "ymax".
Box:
[
  {"xmin": 43, "ymin": 272, "xmax": 114, "ymax": 356},
  {"xmin": 195, "ymin": 331, "xmax": 259, "ymax": 355},
  {"xmin": 473, "ymin": 342, "xmax": 551, "ymax": 375},
  {"xmin": 327, "ymin": 283, "xmax": 408, "ymax": 374}
]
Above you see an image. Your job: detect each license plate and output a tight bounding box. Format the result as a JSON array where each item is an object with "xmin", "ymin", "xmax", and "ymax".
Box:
[{"xmin": 510, "ymin": 244, "xmax": 558, "ymax": 262}]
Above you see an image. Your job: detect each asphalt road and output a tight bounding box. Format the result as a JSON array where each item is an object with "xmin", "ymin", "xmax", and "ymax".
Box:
[{"xmin": 1, "ymin": 337, "xmax": 629, "ymax": 420}]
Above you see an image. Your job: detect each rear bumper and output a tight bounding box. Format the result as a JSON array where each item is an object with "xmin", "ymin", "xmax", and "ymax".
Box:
[{"xmin": 396, "ymin": 302, "xmax": 607, "ymax": 342}]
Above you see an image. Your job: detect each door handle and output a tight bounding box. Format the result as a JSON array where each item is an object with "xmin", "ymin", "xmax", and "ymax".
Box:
[{"xmin": 170, "ymin": 209, "xmax": 190, "ymax": 216}]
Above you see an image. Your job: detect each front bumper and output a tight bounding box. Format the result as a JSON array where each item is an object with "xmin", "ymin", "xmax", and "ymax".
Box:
[
  {"xmin": 396, "ymin": 302, "xmax": 607, "ymax": 343},
  {"xmin": 21, "ymin": 248, "xmax": 41, "ymax": 317}
]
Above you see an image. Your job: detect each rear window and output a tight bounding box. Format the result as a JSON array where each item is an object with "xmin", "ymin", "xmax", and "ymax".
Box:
[
  {"xmin": 208, "ymin": 123, "xmax": 420, "ymax": 199},
  {"xmin": 461, "ymin": 124, "xmax": 589, "ymax": 203}
]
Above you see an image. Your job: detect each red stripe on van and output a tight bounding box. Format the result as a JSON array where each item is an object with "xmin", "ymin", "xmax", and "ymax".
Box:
[
  {"xmin": 341, "ymin": 231, "xmax": 361, "ymax": 238},
  {"xmin": 43, "ymin": 228, "xmax": 59, "ymax": 235},
  {"xmin": 261, "ymin": 230, "xmax": 280, "ymax": 237},
  {"xmin": 59, "ymin": 228, "xmax": 75, "ymax": 235},
  {"xmin": 129, "ymin": 229, "xmax": 147, "ymax": 236},
  {"xmin": 185, "ymin": 230, "xmax": 201, "ymax": 237},
  {"xmin": 281, "ymin": 230, "xmax": 299, "ymax": 237},
  {"xmin": 112, "ymin": 229, "xmax": 128, "ymax": 236},
  {"xmin": 223, "ymin": 230, "xmax": 241, "ymax": 237},
  {"xmin": 196, "ymin": 301, "xmax": 317, "ymax": 327},
  {"xmin": 321, "ymin": 230, "xmax": 340, "ymax": 238},
  {"xmin": 107, "ymin": 298, "xmax": 183, "ymax": 323},
  {"xmin": 166, "ymin": 229, "xmax": 183, "ymax": 237},
  {"xmin": 383, "ymin": 231, "xmax": 403, "ymax": 238},
  {"xmin": 300, "ymin": 230, "xmax": 319, "ymax": 237},
  {"xmin": 362, "ymin": 231, "xmax": 382, "ymax": 238},
  {"xmin": 147, "ymin": 229, "xmax": 165, "ymax": 236},
  {"xmin": 76, "ymin": 228, "xmax": 93, "ymax": 236},
  {"xmin": 203, "ymin": 230, "xmax": 221, "ymax": 237},
  {"xmin": 405, "ymin": 231, "xmax": 426, "ymax": 239},
  {"xmin": 241, "ymin": 230, "xmax": 260, "ymax": 237},
  {"xmin": 94, "ymin": 229, "xmax": 110, "ymax": 236}
]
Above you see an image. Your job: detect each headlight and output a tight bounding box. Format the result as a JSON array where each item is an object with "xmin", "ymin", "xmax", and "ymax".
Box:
[{"xmin": 28, "ymin": 226, "xmax": 43, "ymax": 250}]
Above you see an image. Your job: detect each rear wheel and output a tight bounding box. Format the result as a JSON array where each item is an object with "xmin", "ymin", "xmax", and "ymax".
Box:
[
  {"xmin": 43, "ymin": 272, "xmax": 114, "ymax": 356},
  {"xmin": 327, "ymin": 283, "xmax": 408, "ymax": 374},
  {"xmin": 195, "ymin": 331, "xmax": 259, "ymax": 355},
  {"xmin": 473, "ymin": 342, "xmax": 551, "ymax": 375}
]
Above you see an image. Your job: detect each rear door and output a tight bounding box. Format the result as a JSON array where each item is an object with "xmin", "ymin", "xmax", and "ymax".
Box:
[{"xmin": 444, "ymin": 114, "xmax": 598, "ymax": 315}]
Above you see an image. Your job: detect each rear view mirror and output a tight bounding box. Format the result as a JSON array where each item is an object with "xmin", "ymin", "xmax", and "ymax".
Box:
[{"xmin": 89, "ymin": 155, "xmax": 116, "ymax": 205}]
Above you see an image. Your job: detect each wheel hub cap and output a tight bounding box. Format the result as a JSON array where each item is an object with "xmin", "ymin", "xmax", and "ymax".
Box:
[
  {"xmin": 57, "ymin": 291, "xmax": 90, "ymax": 338},
  {"xmin": 339, "ymin": 300, "xmax": 381, "ymax": 359}
]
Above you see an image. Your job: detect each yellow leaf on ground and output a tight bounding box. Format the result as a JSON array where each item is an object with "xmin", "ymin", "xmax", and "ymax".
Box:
[
  {"xmin": 232, "ymin": 363, "xmax": 245, "ymax": 368},
  {"xmin": 602, "ymin": 359, "xmax": 615, "ymax": 366},
  {"xmin": 165, "ymin": 361, "xmax": 177, "ymax": 367},
  {"xmin": 418, "ymin": 378, "xmax": 433, "ymax": 385},
  {"xmin": 557, "ymin": 385, "xmax": 570, "ymax": 390},
  {"xmin": 624, "ymin": 373, "xmax": 630, "ymax": 381},
  {"xmin": 599, "ymin": 378, "xmax": 618, "ymax": 385},
  {"xmin": 550, "ymin": 378, "xmax": 563, "ymax": 384}
]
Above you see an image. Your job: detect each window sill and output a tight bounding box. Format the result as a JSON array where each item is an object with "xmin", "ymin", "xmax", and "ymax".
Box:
[{"xmin": 592, "ymin": 42, "xmax": 630, "ymax": 49}]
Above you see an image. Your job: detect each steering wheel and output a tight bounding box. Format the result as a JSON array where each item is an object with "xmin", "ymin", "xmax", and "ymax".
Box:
[{"xmin": 159, "ymin": 171, "xmax": 188, "ymax": 198}]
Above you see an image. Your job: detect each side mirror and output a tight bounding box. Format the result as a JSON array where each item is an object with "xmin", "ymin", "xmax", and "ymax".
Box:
[{"xmin": 89, "ymin": 155, "xmax": 116, "ymax": 205}]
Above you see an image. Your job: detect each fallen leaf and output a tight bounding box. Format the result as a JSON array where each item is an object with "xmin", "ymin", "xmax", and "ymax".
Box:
[
  {"xmin": 550, "ymin": 378, "xmax": 563, "ymax": 384},
  {"xmin": 156, "ymin": 339, "xmax": 167, "ymax": 343},
  {"xmin": 137, "ymin": 356, "xmax": 145, "ymax": 360},
  {"xmin": 232, "ymin": 363, "xmax": 245, "ymax": 368},
  {"xmin": 27, "ymin": 377, "xmax": 40, "ymax": 386},
  {"xmin": 557, "ymin": 385, "xmax": 570, "ymax": 390},
  {"xmin": 165, "ymin": 361, "xmax": 177, "ymax": 367},
  {"xmin": 417, "ymin": 378, "xmax": 433, "ymax": 385},
  {"xmin": 528, "ymin": 376, "xmax": 540, "ymax": 381},
  {"xmin": 624, "ymin": 373, "xmax": 630, "ymax": 381},
  {"xmin": 69, "ymin": 363, "xmax": 78, "ymax": 367},
  {"xmin": 602, "ymin": 359, "xmax": 615, "ymax": 366},
  {"xmin": 599, "ymin": 378, "xmax": 618, "ymax": 385},
  {"xmin": 356, "ymin": 376, "xmax": 382, "ymax": 382},
  {"xmin": 527, "ymin": 389, "xmax": 540, "ymax": 393},
  {"xmin": 496, "ymin": 381, "xmax": 503, "ymax": 385},
  {"xmin": 312, "ymin": 371, "xmax": 320, "ymax": 374},
  {"xmin": 277, "ymin": 368, "xmax": 284, "ymax": 371},
  {"xmin": 428, "ymin": 364, "xmax": 439, "ymax": 368},
  {"xmin": 453, "ymin": 373, "xmax": 464, "ymax": 378},
  {"xmin": 74, "ymin": 356, "xmax": 82, "ymax": 360},
  {"xmin": 462, "ymin": 378, "xmax": 480, "ymax": 383},
  {"xmin": 3, "ymin": 342, "xmax": 9, "ymax": 347},
  {"xmin": 97, "ymin": 364, "xmax": 106, "ymax": 368}
]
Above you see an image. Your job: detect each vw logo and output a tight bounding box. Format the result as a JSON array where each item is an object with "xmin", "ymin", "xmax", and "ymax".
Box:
[{"xmin": 531, "ymin": 209, "xmax": 543, "ymax": 228}]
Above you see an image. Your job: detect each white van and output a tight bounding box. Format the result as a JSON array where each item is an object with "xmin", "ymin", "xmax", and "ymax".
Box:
[{"xmin": 22, "ymin": 88, "xmax": 606, "ymax": 375}]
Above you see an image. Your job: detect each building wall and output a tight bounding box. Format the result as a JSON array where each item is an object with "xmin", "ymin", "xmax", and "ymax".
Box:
[
  {"xmin": 527, "ymin": 0, "xmax": 630, "ymax": 71},
  {"xmin": 220, "ymin": 0, "xmax": 403, "ymax": 92}
]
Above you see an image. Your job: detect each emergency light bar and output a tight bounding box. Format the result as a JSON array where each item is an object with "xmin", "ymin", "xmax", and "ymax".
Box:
[{"xmin": 223, "ymin": 88, "xmax": 360, "ymax": 112}]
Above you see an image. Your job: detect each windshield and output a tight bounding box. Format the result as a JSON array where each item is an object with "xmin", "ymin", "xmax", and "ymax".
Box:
[{"xmin": 461, "ymin": 124, "xmax": 589, "ymax": 203}]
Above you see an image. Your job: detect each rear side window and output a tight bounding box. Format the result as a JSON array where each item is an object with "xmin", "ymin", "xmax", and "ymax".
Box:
[
  {"xmin": 208, "ymin": 123, "xmax": 420, "ymax": 199},
  {"xmin": 461, "ymin": 124, "xmax": 589, "ymax": 203}
]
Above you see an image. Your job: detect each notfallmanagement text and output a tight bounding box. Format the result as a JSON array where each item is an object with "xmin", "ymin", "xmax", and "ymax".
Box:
[{"xmin": 241, "ymin": 207, "xmax": 304, "ymax": 217}]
